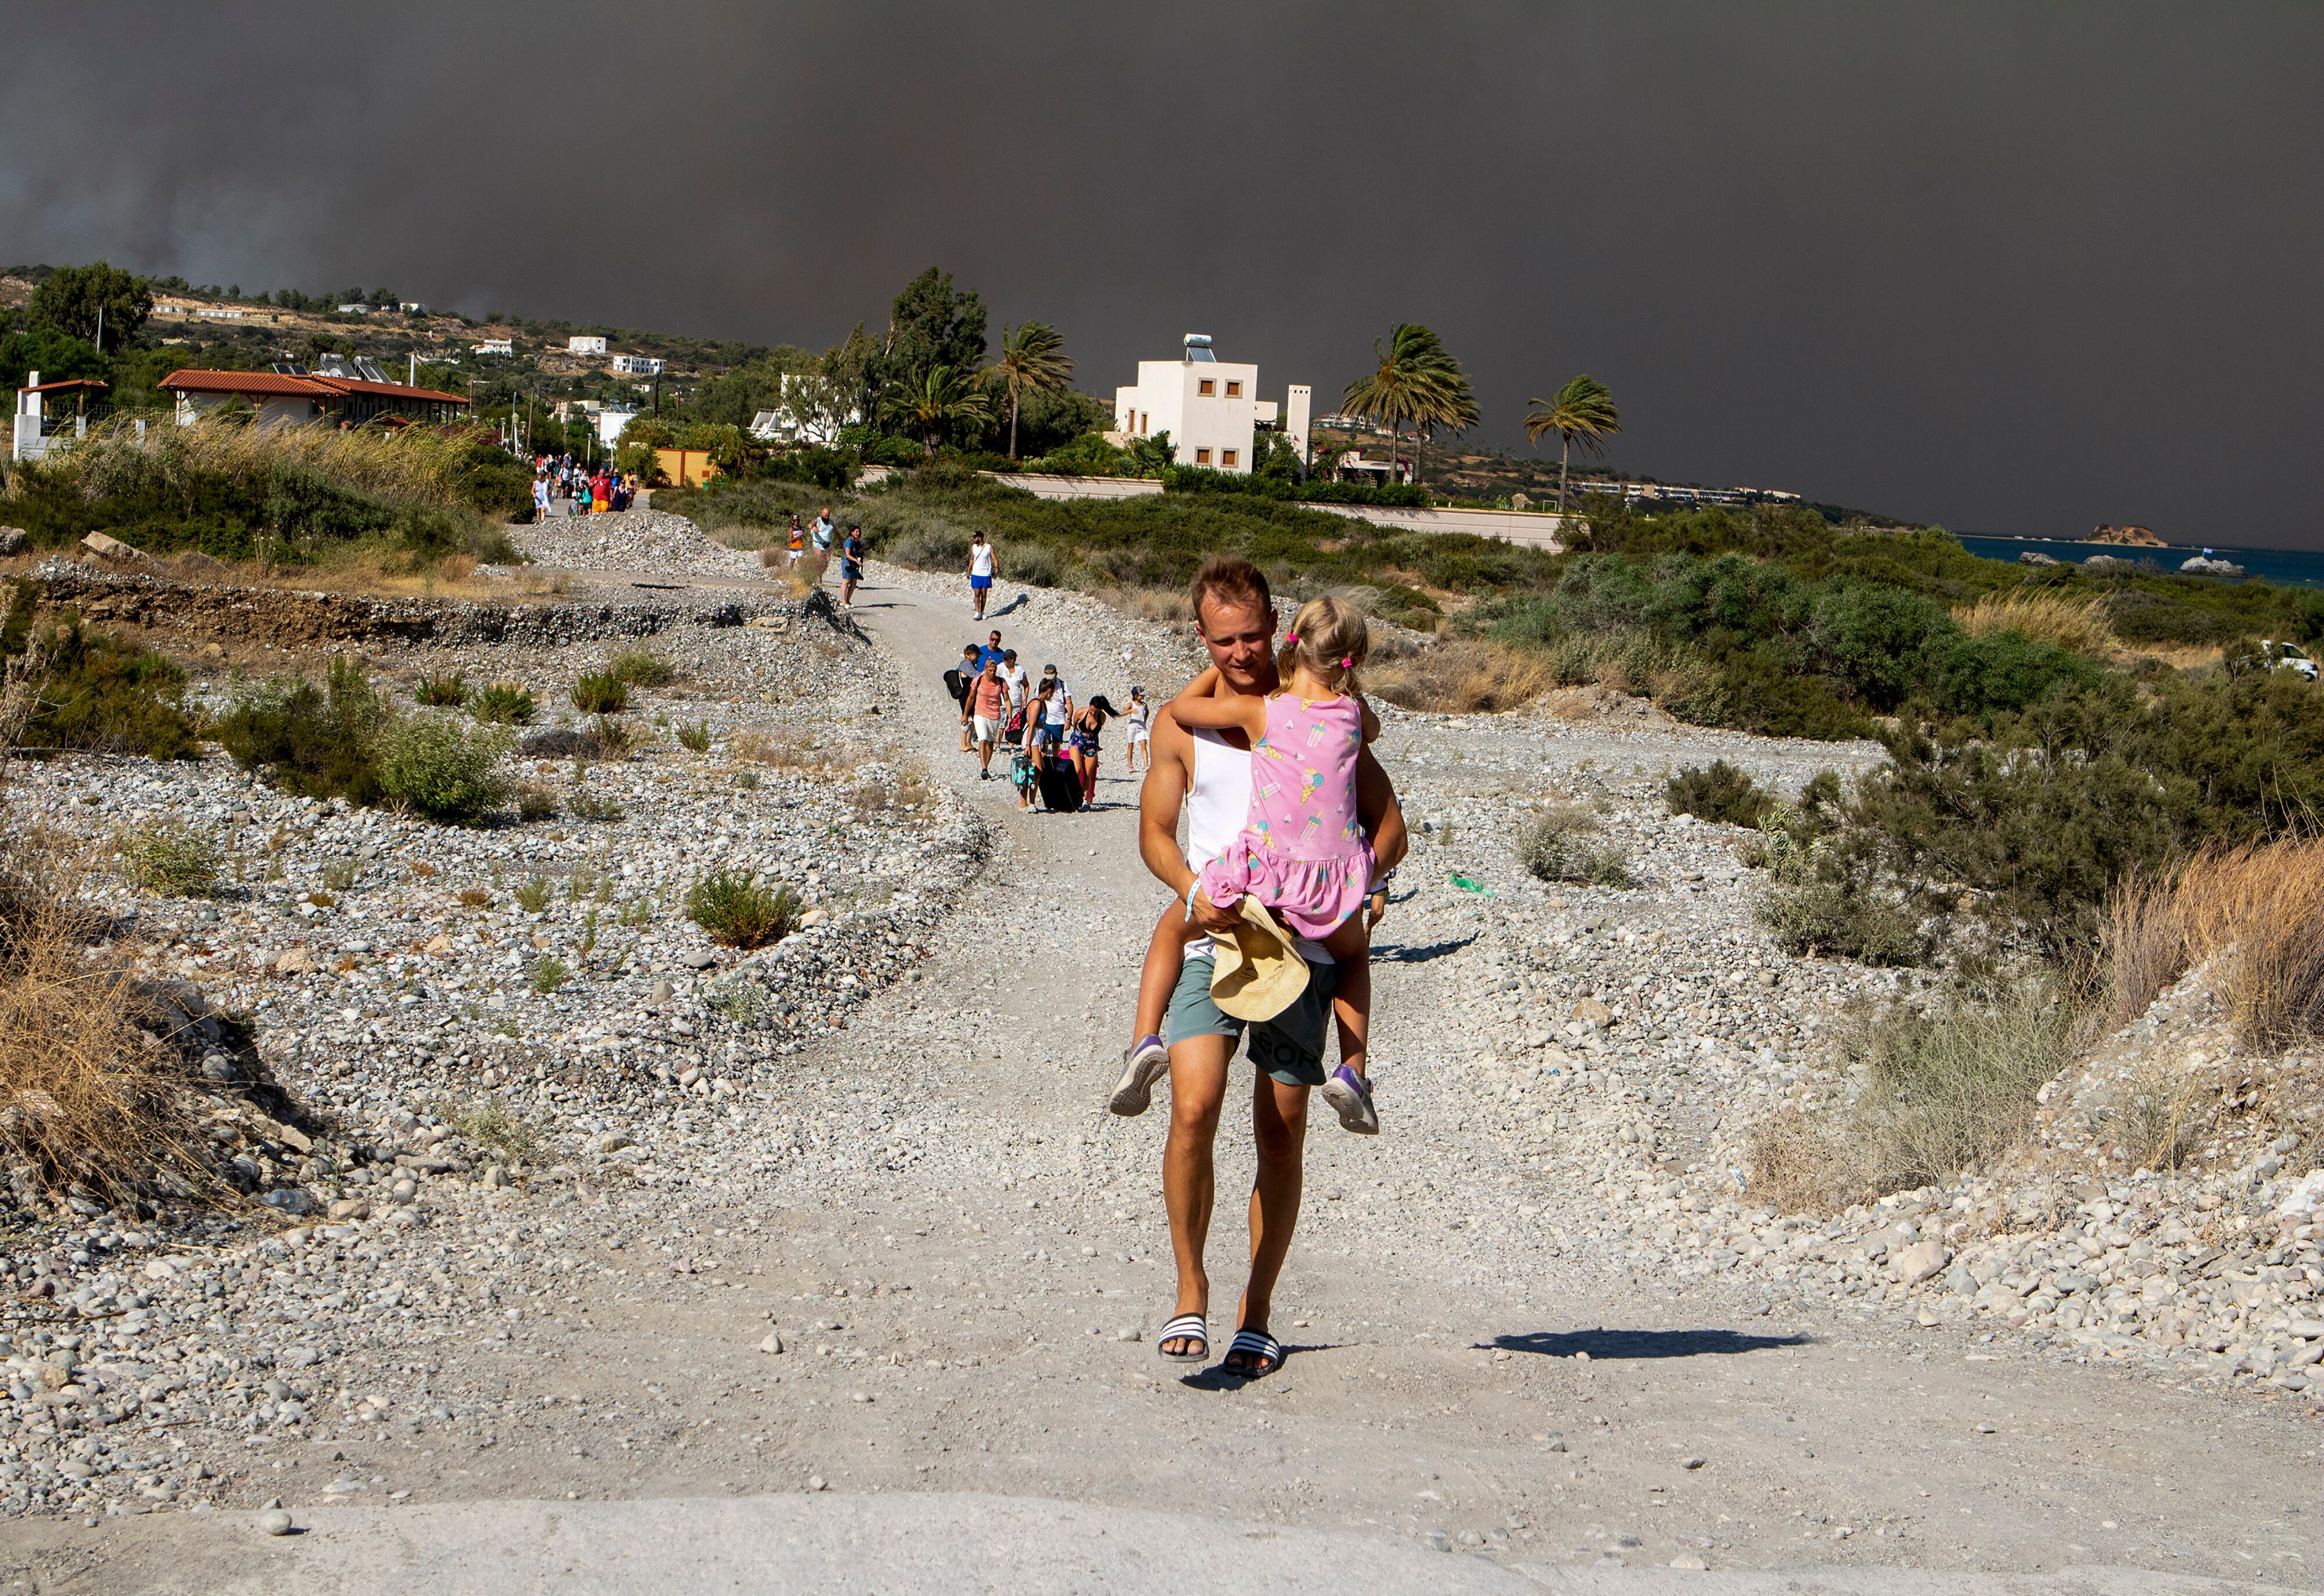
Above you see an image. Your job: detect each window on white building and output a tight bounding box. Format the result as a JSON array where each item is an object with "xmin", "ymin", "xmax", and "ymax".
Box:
[
  {"xmin": 1221, "ymin": 449, "xmax": 1238, "ymax": 468},
  {"xmin": 1195, "ymin": 448, "xmax": 1212, "ymax": 465},
  {"xmin": 1198, "ymin": 379, "xmax": 1215, "ymax": 396},
  {"xmin": 1225, "ymin": 381, "xmax": 1242, "ymax": 397}
]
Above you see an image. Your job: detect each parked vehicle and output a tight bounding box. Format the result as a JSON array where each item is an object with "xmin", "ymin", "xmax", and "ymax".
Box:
[{"xmin": 2258, "ymin": 639, "xmax": 2319, "ymax": 681}]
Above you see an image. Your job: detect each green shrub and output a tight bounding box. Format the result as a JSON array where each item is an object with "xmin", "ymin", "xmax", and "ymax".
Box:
[
  {"xmin": 415, "ymin": 670, "xmax": 467, "ymax": 707},
  {"xmin": 117, "ymin": 821, "xmax": 223, "ymax": 898},
  {"xmin": 569, "ymin": 789, "xmax": 624, "ymax": 823},
  {"xmin": 686, "ymin": 870, "xmax": 801, "ymax": 949},
  {"xmin": 606, "ymin": 645, "xmax": 676, "ymax": 687},
  {"xmin": 572, "ymin": 672, "xmax": 628, "ymax": 714},
  {"xmin": 675, "ymin": 719, "xmax": 712, "ymax": 752},
  {"xmin": 514, "ymin": 874, "xmax": 551, "ymax": 913},
  {"xmin": 211, "ymin": 657, "xmax": 386, "ymax": 802},
  {"xmin": 468, "ymin": 682, "xmax": 537, "ymax": 725},
  {"xmin": 1666, "ymin": 761, "xmax": 1773, "ymax": 828},
  {"xmin": 1756, "ymin": 878, "xmax": 1923, "ymax": 966},
  {"xmin": 529, "ymin": 955, "xmax": 571, "ymax": 994},
  {"xmin": 374, "ymin": 713, "xmax": 513, "ymax": 824},
  {"xmin": 1, "ymin": 584, "xmax": 202, "ymax": 760},
  {"xmin": 514, "ymin": 781, "xmax": 558, "ymax": 822},
  {"xmin": 1518, "ymin": 805, "xmax": 1634, "ymax": 888}
]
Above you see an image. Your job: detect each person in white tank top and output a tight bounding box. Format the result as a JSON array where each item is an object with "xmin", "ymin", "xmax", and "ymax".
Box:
[{"xmin": 1105, "ymin": 558, "xmax": 1408, "ymax": 1378}]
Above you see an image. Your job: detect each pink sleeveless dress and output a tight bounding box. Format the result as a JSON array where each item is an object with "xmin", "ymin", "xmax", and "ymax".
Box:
[{"xmin": 1198, "ymin": 692, "xmax": 1374, "ymax": 941}]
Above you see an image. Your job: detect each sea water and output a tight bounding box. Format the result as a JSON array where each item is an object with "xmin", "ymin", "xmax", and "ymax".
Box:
[{"xmin": 1954, "ymin": 536, "xmax": 2324, "ymax": 591}]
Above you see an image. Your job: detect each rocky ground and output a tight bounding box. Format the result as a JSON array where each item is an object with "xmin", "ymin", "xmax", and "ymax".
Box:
[{"xmin": 0, "ymin": 520, "xmax": 2316, "ymax": 1591}]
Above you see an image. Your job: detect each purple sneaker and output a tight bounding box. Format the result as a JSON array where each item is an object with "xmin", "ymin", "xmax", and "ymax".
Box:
[
  {"xmin": 1109, "ymin": 1034, "xmax": 1170, "ymax": 1117},
  {"xmin": 1320, "ymin": 1064, "xmax": 1379, "ymax": 1135}
]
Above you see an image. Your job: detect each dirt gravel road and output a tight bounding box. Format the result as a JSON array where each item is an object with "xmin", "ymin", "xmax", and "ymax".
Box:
[{"xmin": 13, "ymin": 566, "xmax": 2315, "ymax": 1593}]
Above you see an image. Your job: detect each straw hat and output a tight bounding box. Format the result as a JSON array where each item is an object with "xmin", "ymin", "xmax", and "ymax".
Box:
[{"xmin": 1208, "ymin": 897, "xmax": 1310, "ymax": 1022}]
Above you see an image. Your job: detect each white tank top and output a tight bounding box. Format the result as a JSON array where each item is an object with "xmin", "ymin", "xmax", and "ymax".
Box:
[
  {"xmin": 970, "ymin": 543, "xmax": 995, "ymax": 576},
  {"xmin": 1186, "ymin": 727, "xmax": 1333, "ymax": 964}
]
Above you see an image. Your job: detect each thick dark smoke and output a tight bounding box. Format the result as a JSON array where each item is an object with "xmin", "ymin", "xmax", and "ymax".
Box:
[{"xmin": 3, "ymin": 3, "xmax": 2319, "ymax": 543}]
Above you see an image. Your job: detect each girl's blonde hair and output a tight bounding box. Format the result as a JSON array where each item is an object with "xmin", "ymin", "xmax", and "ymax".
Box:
[{"xmin": 1276, "ymin": 594, "xmax": 1369, "ymax": 695}]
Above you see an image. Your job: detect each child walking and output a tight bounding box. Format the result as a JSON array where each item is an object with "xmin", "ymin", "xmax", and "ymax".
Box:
[{"xmin": 1109, "ymin": 596, "xmax": 1382, "ymax": 1134}]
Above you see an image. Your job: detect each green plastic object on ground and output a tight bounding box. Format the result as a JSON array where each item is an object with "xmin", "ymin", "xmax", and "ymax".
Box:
[{"xmin": 1447, "ymin": 873, "xmax": 1495, "ymax": 896}]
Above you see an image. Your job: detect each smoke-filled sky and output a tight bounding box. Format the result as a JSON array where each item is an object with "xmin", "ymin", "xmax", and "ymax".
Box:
[{"xmin": 3, "ymin": 3, "xmax": 2320, "ymax": 544}]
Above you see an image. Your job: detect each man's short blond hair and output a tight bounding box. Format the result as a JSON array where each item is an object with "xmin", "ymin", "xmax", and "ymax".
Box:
[{"xmin": 1189, "ymin": 555, "xmax": 1272, "ymax": 633}]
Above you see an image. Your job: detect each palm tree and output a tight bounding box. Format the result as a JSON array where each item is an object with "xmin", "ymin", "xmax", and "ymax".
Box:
[
  {"xmin": 1341, "ymin": 322, "xmax": 1451, "ymax": 487},
  {"xmin": 1524, "ymin": 375, "xmax": 1622, "ymax": 512},
  {"xmin": 1412, "ymin": 360, "xmax": 1480, "ymax": 493},
  {"xmin": 986, "ymin": 322, "xmax": 1074, "ymax": 460},
  {"xmin": 880, "ymin": 364, "xmax": 992, "ymax": 458}
]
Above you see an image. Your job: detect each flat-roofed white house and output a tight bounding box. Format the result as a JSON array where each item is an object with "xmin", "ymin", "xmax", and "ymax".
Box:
[
  {"xmin": 569, "ymin": 335, "xmax": 608, "ymax": 355},
  {"xmin": 1111, "ymin": 335, "xmax": 1308, "ymax": 472},
  {"xmin": 610, "ymin": 354, "xmax": 663, "ymax": 376}
]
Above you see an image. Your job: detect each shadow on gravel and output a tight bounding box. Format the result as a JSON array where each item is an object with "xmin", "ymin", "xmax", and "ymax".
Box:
[
  {"xmin": 1484, "ymin": 1328, "xmax": 1813, "ymax": 1361},
  {"xmin": 1175, "ymin": 1342, "xmax": 1346, "ymax": 1391},
  {"xmin": 1373, "ymin": 934, "xmax": 1477, "ymax": 964}
]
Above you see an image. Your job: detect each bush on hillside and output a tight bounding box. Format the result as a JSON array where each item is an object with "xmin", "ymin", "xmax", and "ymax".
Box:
[
  {"xmin": 1666, "ymin": 761, "xmax": 1773, "ymax": 828},
  {"xmin": 1518, "ymin": 804, "xmax": 1634, "ymax": 888},
  {"xmin": 1, "ymin": 584, "xmax": 203, "ymax": 760},
  {"xmin": 211, "ymin": 657, "xmax": 388, "ymax": 804},
  {"xmin": 606, "ymin": 645, "xmax": 676, "ymax": 687},
  {"xmin": 571, "ymin": 672, "xmax": 628, "ymax": 714},
  {"xmin": 1797, "ymin": 668, "xmax": 2324, "ymax": 955},
  {"xmin": 686, "ymin": 870, "xmax": 801, "ymax": 949},
  {"xmin": 468, "ymin": 682, "xmax": 537, "ymax": 725},
  {"xmin": 1, "ymin": 417, "xmax": 519, "ymax": 564},
  {"xmin": 374, "ymin": 713, "xmax": 512, "ymax": 824}
]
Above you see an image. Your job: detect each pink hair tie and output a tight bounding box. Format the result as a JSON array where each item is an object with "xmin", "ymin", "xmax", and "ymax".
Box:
[
  {"xmin": 1340, "ymin": 656, "xmax": 1353, "ymax": 668},
  {"xmin": 1285, "ymin": 632, "xmax": 1299, "ymax": 644}
]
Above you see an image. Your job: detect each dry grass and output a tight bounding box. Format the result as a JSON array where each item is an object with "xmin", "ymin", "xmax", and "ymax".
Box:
[
  {"xmin": 63, "ymin": 415, "xmax": 473, "ymax": 507},
  {"xmin": 1952, "ymin": 590, "xmax": 2117, "ymax": 657},
  {"xmin": 1744, "ymin": 985, "xmax": 2073, "ymax": 1211},
  {"xmin": 2114, "ymin": 640, "xmax": 2224, "ymax": 673},
  {"xmin": 0, "ymin": 834, "xmax": 207, "ymax": 1203},
  {"xmin": 1095, "ymin": 586, "xmax": 1196, "ymax": 625},
  {"xmin": 730, "ymin": 727, "xmax": 822, "ymax": 769},
  {"xmin": 2101, "ymin": 842, "xmax": 2324, "ymax": 1045},
  {"xmin": 1370, "ymin": 639, "xmax": 1550, "ymax": 713},
  {"xmin": 160, "ymin": 546, "xmax": 503, "ymax": 602}
]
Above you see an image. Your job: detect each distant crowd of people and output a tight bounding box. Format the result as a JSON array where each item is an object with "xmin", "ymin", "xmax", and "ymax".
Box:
[
  {"xmin": 530, "ymin": 453, "xmax": 637, "ymax": 521},
  {"xmin": 944, "ymin": 626, "xmax": 1149, "ymax": 813}
]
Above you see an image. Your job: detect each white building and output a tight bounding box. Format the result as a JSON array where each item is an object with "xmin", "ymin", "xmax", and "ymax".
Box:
[
  {"xmin": 569, "ymin": 335, "xmax": 608, "ymax": 355},
  {"xmin": 1111, "ymin": 335, "xmax": 1305, "ymax": 472},
  {"xmin": 611, "ymin": 354, "xmax": 663, "ymax": 376},
  {"xmin": 596, "ymin": 408, "xmax": 637, "ymax": 449},
  {"xmin": 471, "ymin": 338, "xmax": 513, "ymax": 356}
]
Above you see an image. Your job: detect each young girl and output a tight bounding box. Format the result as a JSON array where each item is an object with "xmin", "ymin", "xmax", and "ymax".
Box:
[
  {"xmin": 1123, "ymin": 686, "xmax": 1152, "ymax": 773},
  {"xmin": 1109, "ymin": 596, "xmax": 1382, "ymax": 1135}
]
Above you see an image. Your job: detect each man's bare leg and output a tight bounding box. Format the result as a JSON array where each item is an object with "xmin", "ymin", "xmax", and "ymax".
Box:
[
  {"xmin": 1160, "ymin": 1035, "xmax": 1231, "ymax": 1357},
  {"xmin": 1226, "ymin": 1070, "xmax": 1310, "ymax": 1372}
]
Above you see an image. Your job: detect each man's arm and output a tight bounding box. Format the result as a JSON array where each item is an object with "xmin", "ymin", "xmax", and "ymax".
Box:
[
  {"xmin": 1139, "ymin": 710, "xmax": 1239, "ymax": 931},
  {"xmin": 1354, "ymin": 746, "xmax": 1407, "ymax": 877}
]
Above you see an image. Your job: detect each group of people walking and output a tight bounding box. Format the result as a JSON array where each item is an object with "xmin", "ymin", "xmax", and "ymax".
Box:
[
  {"xmin": 778, "ymin": 507, "xmax": 866, "ymax": 608},
  {"xmin": 530, "ymin": 453, "xmax": 634, "ymax": 521},
  {"xmin": 945, "ymin": 627, "xmax": 1150, "ymax": 812}
]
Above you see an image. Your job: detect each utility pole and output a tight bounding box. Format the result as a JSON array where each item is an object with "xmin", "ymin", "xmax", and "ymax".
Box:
[{"xmin": 94, "ymin": 304, "xmax": 103, "ymax": 354}]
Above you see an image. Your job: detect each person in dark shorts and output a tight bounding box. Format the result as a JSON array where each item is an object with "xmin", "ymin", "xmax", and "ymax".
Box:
[{"xmin": 837, "ymin": 523, "xmax": 865, "ymax": 608}]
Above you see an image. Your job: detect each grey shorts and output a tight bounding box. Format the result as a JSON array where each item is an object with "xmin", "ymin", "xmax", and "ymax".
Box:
[{"xmin": 1163, "ymin": 953, "xmax": 1340, "ymax": 1088}]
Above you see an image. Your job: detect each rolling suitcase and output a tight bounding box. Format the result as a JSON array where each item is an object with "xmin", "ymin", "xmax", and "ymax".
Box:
[{"xmin": 1037, "ymin": 751, "xmax": 1084, "ymax": 813}]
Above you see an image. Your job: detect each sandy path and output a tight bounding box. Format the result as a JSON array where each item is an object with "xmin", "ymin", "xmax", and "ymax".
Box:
[{"xmin": 20, "ymin": 565, "xmax": 2315, "ymax": 1593}]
